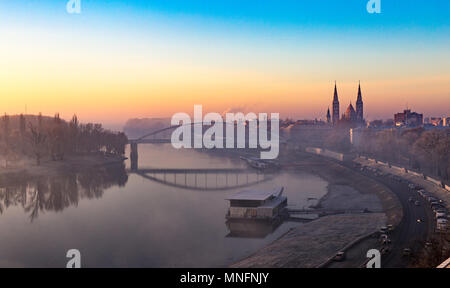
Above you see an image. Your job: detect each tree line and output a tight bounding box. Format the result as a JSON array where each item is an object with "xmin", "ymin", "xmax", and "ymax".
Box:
[
  {"xmin": 355, "ymin": 127, "xmax": 450, "ymax": 181},
  {"xmin": 0, "ymin": 113, "xmax": 128, "ymax": 166}
]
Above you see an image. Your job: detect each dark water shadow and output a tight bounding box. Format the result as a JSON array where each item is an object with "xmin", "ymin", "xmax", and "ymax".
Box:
[{"xmin": 0, "ymin": 164, "xmax": 128, "ymax": 221}]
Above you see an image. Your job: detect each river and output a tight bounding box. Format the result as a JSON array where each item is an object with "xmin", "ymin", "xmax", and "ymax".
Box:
[{"xmin": 0, "ymin": 144, "xmax": 328, "ymax": 267}]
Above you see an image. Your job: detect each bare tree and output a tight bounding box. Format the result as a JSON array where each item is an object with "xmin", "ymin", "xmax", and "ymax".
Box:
[{"xmin": 28, "ymin": 123, "xmax": 47, "ymax": 166}]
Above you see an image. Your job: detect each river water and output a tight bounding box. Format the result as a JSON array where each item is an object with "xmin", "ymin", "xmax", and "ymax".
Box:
[{"xmin": 0, "ymin": 144, "xmax": 328, "ymax": 267}]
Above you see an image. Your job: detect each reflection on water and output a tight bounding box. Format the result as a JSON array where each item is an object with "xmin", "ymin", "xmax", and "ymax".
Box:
[
  {"xmin": 0, "ymin": 144, "xmax": 328, "ymax": 267},
  {"xmin": 0, "ymin": 165, "xmax": 128, "ymax": 221},
  {"xmin": 226, "ymin": 219, "xmax": 283, "ymax": 238}
]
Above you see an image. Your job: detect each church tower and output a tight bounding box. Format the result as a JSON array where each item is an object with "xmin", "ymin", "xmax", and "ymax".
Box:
[
  {"xmin": 356, "ymin": 81, "xmax": 363, "ymax": 123},
  {"xmin": 326, "ymin": 107, "xmax": 331, "ymax": 124},
  {"xmin": 332, "ymin": 82, "xmax": 340, "ymax": 124}
]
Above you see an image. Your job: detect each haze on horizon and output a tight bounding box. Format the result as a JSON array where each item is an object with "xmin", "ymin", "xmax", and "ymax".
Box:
[{"xmin": 0, "ymin": 0, "xmax": 449, "ymax": 127}]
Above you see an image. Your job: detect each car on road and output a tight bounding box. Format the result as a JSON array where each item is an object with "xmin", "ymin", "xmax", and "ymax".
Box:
[
  {"xmin": 402, "ymin": 248, "xmax": 412, "ymax": 257},
  {"xmin": 380, "ymin": 234, "xmax": 391, "ymax": 245},
  {"xmin": 408, "ymin": 197, "xmax": 414, "ymax": 203},
  {"xmin": 414, "ymin": 200, "xmax": 420, "ymax": 206},
  {"xmin": 333, "ymin": 251, "xmax": 346, "ymax": 261},
  {"xmin": 417, "ymin": 189, "xmax": 426, "ymax": 196},
  {"xmin": 380, "ymin": 246, "xmax": 390, "ymax": 255},
  {"xmin": 379, "ymin": 226, "xmax": 388, "ymax": 234}
]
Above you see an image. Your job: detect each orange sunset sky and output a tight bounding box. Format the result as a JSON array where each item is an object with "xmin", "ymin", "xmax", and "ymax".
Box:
[{"xmin": 0, "ymin": 1, "xmax": 449, "ymax": 129}]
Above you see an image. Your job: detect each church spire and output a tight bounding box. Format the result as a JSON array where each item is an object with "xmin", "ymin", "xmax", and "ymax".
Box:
[
  {"xmin": 326, "ymin": 107, "xmax": 331, "ymax": 123},
  {"xmin": 333, "ymin": 81, "xmax": 339, "ymax": 102},
  {"xmin": 332, "ymin": 81, "xmax": 340, "ymax": 124},
  {"xmin": 356, "ymin": 81, "xmax": 364, "ymax": 123},
  {"xmin": 357, "ymin": 80, "xmax": 362, "ymax": 103}
]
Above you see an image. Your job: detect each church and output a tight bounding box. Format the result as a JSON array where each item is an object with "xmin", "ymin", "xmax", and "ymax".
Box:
[{"xmin": 326, "ymin": 82, "xmax": 364, "ymax": 126}]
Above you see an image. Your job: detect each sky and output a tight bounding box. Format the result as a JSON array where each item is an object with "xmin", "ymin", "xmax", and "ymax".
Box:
[{"xmin": 0, "ymin": 0, "xmax": 449, "ymax": 129}]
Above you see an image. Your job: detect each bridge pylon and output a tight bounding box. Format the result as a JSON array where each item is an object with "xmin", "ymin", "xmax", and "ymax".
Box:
[{"xmin": 130, "ymin": 141, "xmax": 138, "ymax": 171}]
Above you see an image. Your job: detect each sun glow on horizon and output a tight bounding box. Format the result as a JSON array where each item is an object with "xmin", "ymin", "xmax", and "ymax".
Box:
[{"xmin": 0, "ymin": 1, "xmax": 449, "ymax": 125}]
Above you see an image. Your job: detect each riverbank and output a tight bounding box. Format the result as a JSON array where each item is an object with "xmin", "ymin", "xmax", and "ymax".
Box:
[
  {"xmin": 230, "ymin": 152, "xmax": 403, "ymax": 268},
  {"xmin": 288, "ymin": 153, "xmax": 402, "ymax": 226},
  {"xmin": 314, "ymin": 184, "xmax": 383, "ymax": 212},
  {"xmin": 0, "ymin": 153, "xmax": 126, "ymax": 184},
  {"xmin": 231, "ymin": 213, "xmax": 386, "ymax": 268}
]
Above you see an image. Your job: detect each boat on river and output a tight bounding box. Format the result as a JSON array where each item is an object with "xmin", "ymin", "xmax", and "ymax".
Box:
[{"xmin": 226, "ymin": 187, "xmax": 287, "ymax": 221}]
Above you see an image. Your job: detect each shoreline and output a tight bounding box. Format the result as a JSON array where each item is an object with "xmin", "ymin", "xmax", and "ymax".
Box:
[
  {"xmin": 0, "ymin": 153, "xmax": 127, "ymax": 184},
  {"xmin": 230, "ymin": 153, "xmax": 403, "ymax": 268},
  {"xmin": 289, "ymin": 153, "xmax": 402, "ymax": 226}
]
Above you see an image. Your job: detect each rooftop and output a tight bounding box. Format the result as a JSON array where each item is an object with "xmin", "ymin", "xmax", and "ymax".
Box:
[{"xmin": 227, "ymin": 187, "xmax": 283, "ymax": 201}]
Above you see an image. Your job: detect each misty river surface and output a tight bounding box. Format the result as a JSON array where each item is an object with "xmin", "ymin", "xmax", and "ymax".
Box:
[{"xmin": 0, "ymin": 144, "xmax": 328, "ymax": 267}]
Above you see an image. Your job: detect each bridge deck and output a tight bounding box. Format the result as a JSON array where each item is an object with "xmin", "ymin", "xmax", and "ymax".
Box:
[{"xmin": 129, "ymin": 168, "xmax": 259, "ymax": 174}]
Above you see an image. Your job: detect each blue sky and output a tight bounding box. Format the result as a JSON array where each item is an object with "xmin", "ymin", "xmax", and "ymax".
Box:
[
  {"xmin": 0, "ymin": 1, "xmax": 449, "ymax": 123},
  {"xmin": 1, "ymin": 0, "xmax": 449, "ymax": 29}
]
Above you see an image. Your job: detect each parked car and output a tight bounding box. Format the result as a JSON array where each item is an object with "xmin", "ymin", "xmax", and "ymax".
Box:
[
  {"xmin": 434, "ymin": 206, "xmax": 446, "ymax": 212},
  {"xmin": 436, "ymin": 212, "xmax": 447, "ymax": 219},
  {"xmin": 427, "ymin": 197, "xmax": 437, "ymax": 203},
  {"xmin": 432, "ymin": 205, "xmax": 446, "ymax": 212},
  {"xmin": 418, "ymin": 190, "xmax": 429, "ymax": 198},
  {"xmin": 435, "ymin": 209, "xmax": 447, "ymax": 214},
  {"xmin": 414, "ymin": 200, "xmax": 420, "ymax": 206},
  {"xmin": 437, "ymin": 219, "xmax": 448, "ymax": 225}
]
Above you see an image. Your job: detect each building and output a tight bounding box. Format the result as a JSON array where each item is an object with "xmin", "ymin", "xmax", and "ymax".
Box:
[
  {"xmin": 356, "ymin": 81, "xmax": 363, "ymax": 123},
  {"xmin": 326, "ymin": 107, "xmax": 331, "ymax": 124},
  {"xmin": 342, "ymin": 103, "xmax": 357, "ymax": 122},
  {"xmin": 394, "ymin": 109, "xmax": 423, "ymax": 127},
  {"xmin": 226, "ymin": 187, "xmax": 287, "ymax": 221},
  {"xmin": 332, "ymin": 82, "xmax": 340, "ymax": 124},
  {"xmin": 328, "ymin": 82, "xmax": 364, "ymax": 126}
]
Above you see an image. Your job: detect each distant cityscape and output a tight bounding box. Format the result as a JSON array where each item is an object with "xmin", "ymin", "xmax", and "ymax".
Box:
[{"xmin": 280, "ymin": 82, "xmax": 449, "ymax": 130}]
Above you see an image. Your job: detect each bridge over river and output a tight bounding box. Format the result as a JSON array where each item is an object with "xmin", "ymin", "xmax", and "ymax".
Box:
[
  {"xmin": 128, "ymin": 168, "xmax": 276, "ymax": 191},
  {"xmin": 127, "ymin": 122, "xmax": 285, "ymax": 170}
]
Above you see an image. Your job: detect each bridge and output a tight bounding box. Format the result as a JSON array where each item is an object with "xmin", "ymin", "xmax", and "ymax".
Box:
[
  {"xmin": 127, "ymin": 122, "xmax": 285, "ymax": 170},
  {"xmin": 129, "ymin": 167, "xmax": 276, "ymax": 191},
  {"xmin": 127, "ymin": 123, "xmax": 190, "ymax": 170}
]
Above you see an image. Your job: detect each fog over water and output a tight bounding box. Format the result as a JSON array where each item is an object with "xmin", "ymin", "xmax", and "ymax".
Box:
[{"xmin": 0, "ymin": 144, "xmax": 328, "ymax": 267}]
